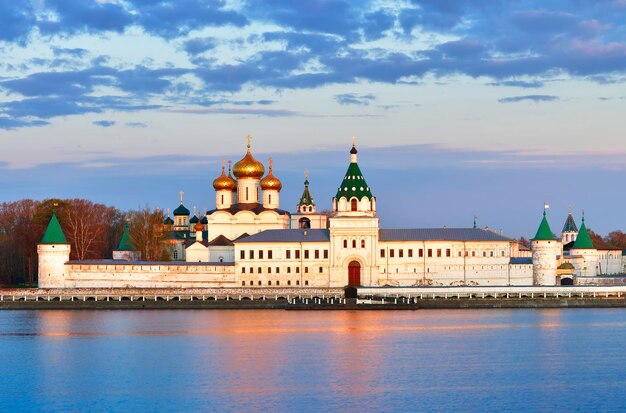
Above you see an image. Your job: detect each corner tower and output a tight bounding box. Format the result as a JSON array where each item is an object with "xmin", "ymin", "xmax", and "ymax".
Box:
[
  {"xmin": 329, "ymin": 139, "xmax": 380, "ymax": 287},
  {"xmin": 570, "ymin": 213, "xmax": 598, "ymax": 277},
  {"xmin": 37, "ymin": 210, "xmax": 71, "ymax": 288},
  {"xmin": 531, "ymin": 209, "xmax": 559, "ymax": 286}
]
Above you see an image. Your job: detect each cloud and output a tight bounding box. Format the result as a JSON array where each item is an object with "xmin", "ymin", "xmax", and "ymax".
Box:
[
  {"xmin": 182, "ymin": 37, "xmax": 218, "ymax": 55},
  {"xmin": 125, "ymin": 122, "xmax": 148, "ymax": 128},
  {"xmin": 162, "ymin": 107, "xmax": 300, "ymax": 117},
  {"xmin": 498, "ymin": 95, "xmax": 559, "ymax": 103},
  {"xmin": 0, "ymin": 117, "xmax": 48, "ymax": 130},
  {"xmin": 334, "ymin": 93, "xmax": 376, "ymax": 106},
  {"xmin": 488, "ymin": 80, "xmax": 545, "ymax": 88},
  {"xmin": 93, "ymin": 120, "xmax": 115, "ymax": 127}
]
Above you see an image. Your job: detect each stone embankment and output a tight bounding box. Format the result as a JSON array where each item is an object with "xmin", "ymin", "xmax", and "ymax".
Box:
[{"xmin": 2, "ymin": 286, "xmax": 626, "ymax": 309}]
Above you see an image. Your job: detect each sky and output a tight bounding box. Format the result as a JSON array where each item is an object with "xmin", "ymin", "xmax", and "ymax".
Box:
[{"xmin": 0, "ymin": 0, "xmax": 625, "ymax": 238}]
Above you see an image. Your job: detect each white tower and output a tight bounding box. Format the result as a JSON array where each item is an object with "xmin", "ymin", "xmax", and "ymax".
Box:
[
  {"xmin": 561, "ymin": 208, "xmax": 579, "ymax": 244},
  {"xmin": 329, "ymin": 139, "xmax": 379, "ymax": 287},
  {"xmin": 531, "ymin": 209, "xmax": 559, "ymax": 286},
  {"xmin": 37, "ymin": 210, "xmax": 71, "ymax": 288},
  {"xmin": 569, "ymin": 213, "xmax": 598, "ymax": 277}
]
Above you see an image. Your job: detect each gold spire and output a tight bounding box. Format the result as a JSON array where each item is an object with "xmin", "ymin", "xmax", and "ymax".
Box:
[{"xmin": 213, "ymin": 158, "xmax": 237, "ymax": 191}]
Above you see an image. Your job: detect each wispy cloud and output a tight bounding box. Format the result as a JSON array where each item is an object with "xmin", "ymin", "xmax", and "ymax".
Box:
[
  {"xmin": 93, "ymin": 120, "xmax": 115, "ymax": 127},
  {"xmin": 334, "ymin": 93, "xmax": 377, "ymax": 106},
  {"xmin": 498, "ymin": 95, "xmax": 559, "ymax": 103},
  {"xmin": 125, "ymin": 121, "xmax": 147, "ymax": 128}
]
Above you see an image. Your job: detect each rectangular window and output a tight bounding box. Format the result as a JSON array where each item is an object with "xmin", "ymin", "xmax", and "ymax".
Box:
[
  {"xmin": 287, "ymin": 280, "xmax": 291, "ymax": 286},
  {"xmin": 305, "ymin": 250, "xmax": 310, "ymax": 259},
  {"xmin": 276, "ymin": 281, "xmax": 280, "ymax": 286},
  {"xmin": 419, "ymin": 249, "xmax": 423, "ymax": 258},
  {"xmin": 408, "ymin": 249, "xmax": 413, "ymax": 258},
  {"xmin": 315, "ymin": 250, "xmax": 319, "ymax": 259},
  {"xmin": 250, "ymin": 267, "xmax": 254, "ymax": 274},
  {"xmin": 324, "ymin": 250, "xmax": 328, "ymax": 259},
  {"xmin": 381, "ymin": 249, "xmax": 385, "ymax": 258},
  {"xmin": 295, "ymin": 250, "xmax": 300, "ymax": 259},
  {"xmin": 268, "ymin": 250, "xmax": 273, "ymax": 259},
  {"xmin": 242, "ymin": 267, "xmax": 246, "ymax": 274},
  {"xmin": 390, "ymin": 249, "xmax": 395, "ymax": 258},
  {"xmin": 305, "ymin": 267, "xmax": 309, "ymax": 273},
  {"xmin": 287, "ymin": 267, "xmax": 291, "ymax": 273},
  {"xmin": 249, "ymin": 250, "xmax": 254, "ymax": 259},
  {"xmin": 428, "ymin": 249, "xmax": 433, "ymax": 258},
  {"xmin": 472, "ymin": 251, "xmax": 476, "ymax": 257},
  {"xmin": 296, "ymin": 280, "xmax": 300, "ymax": 286},
  {"xmin": 490, "ymin": 251, "xmax": 494, "ymax": 257},
  {"xmin": 437, "ymin": 249, "xmax": 442, "ymax": 257},
  {"xmin": 399, "ymin": 249, "xmax": 404, "ymax": 258},
  {"xmin": 286, "ymin": 250, "xmax": 291, "ymax": 259},
  {"xmin": 296, "ymin": 267, "xmax": 300, "ymax": 273},
  {"xmin": 240, "ymin": 250, "xmax": 245, "ymax": 259},
  {"xmin": 305, "ymin": 280, "xmax": 309, "ymax": 286},
  {"xmin": 258, "ymin": 267, "xmax": 262, "ymax": 274},
  {"xmin": 276, "ymin": 267, "xmax": 280, "ymax": 273},
  {"xmin": 259, "ymin": 250, "xmax": 264, "ymax": 259},
  {"xmin": 446, "ymin": 249, "xmax": 451, "ymax": 257},
  {"xmin": 319, "ymin": 267, "xmax": 323, "ymax": 273},
  {"xmin": 268, "ymin": 280, "xmax": 272, "ymax": 286}
]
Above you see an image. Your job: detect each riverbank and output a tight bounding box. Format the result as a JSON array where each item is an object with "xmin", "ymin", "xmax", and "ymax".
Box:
[{"xmin": 2, "ymin": 287, "xmax": 626, "ymax": 309}]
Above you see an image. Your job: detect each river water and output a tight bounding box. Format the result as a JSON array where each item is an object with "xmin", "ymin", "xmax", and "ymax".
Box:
[{"xmin": 2, "ymin": 309, "xmax": 626, "ymax": 412}]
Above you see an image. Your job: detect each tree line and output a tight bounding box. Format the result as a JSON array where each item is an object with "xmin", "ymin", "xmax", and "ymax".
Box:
[{"xmin": 0, "ymin": 199, "xmax": 169, "ymax": 286}]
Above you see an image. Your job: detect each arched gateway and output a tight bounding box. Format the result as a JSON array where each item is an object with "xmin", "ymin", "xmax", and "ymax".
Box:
[{"xmin": 348, "ymin": 261, "xmax": 361, "ymax": 286}]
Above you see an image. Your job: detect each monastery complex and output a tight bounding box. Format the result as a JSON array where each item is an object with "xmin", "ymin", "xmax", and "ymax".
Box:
[{"xmin": 37, "ymin": 137, "xmax": 626, "ymax": 289}]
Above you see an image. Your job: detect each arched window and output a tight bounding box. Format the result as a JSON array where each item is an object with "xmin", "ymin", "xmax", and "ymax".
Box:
[
  {"xmin": 343, "ymin": 239, "xmax": 348, "ymax": 248},
  {"xmin": 221, "ymin": 194, "xmax": 224, "ymax": 204},
  {"xmin": 352, "ymin": 240, "xmax": 356, "ymax": 248},
  {"xmin": 246, "ymin": 187, "xmax": 249, "ymax": 201},
  {"xmin": 308, "ymin": 206, "xmax": 312, "ymax": 212},
  {"xmin": 299, "ymin": 217, "xmax": 311, "ymax": 229},
  {"xmin": 361, "ymin": 239, "xmax": 365, "ymax": 248},
  {"xmin": 173, "ymin": 250, "xmax": 178, "ymax": 260},
  {"xmin": 268, "ymin": 194, "xmax": 272, "ymax": 204},
  {"xmin": 351, "ymin": 198, "xmax": 358, "ymax": 211}
]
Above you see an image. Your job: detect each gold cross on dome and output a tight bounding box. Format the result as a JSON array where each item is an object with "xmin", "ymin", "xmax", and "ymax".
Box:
[
  {"xmin": 246, "ymin": 134, "xmax": 252, "ymax": 148},
  {"xmin": 352, "ymin": 135, "xmax": 356, "ymax": 146},
  {"xmin": 269, "ymin": 157, "xmax": 273, "ymax": 171},
  {"xmin": 179, "ymin": 191, "xmax": 184, "ymax": 204}
]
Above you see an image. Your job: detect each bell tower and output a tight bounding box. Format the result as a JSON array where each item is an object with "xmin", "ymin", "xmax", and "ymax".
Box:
[{"xmin": 328, "ymin": 138, "xmax": 380, "ymax": 287}]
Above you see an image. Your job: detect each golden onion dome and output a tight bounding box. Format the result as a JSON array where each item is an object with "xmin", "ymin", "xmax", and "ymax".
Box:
[
  {"xmin": 194, "ymin": 220, "xmax": 204, "ymax": 232},
  {"xmin": 213, "ymin": 160, "xmax": 237, "ymax": 191},
  {"xmin": 232, "ymin": 135, "xmax": 265, "ymax": 179},
  {"xmin": 260, "ymin": 158, "xmax": 282, "ymax": 191}
]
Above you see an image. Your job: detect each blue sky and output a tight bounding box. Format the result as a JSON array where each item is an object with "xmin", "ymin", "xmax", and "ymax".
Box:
[{"xmin": 1, "ymin": 0, "xmax": 625, "ymax": 237}]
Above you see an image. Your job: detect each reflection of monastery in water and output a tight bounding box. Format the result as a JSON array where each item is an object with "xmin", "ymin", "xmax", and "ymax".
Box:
[{"xmin": 37, "ymin": 137, "xmax": 626, "ymax": 289}]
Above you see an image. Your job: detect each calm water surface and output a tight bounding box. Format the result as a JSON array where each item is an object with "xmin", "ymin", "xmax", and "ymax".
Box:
[{"xmin": 2, "ymin": 309, "xmax": 626, "ymax": 412}]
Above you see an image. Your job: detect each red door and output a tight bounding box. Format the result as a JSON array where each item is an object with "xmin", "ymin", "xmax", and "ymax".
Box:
[{"xmin": 348, "ymin": 261, "xmax": 361, "ymax": 286}]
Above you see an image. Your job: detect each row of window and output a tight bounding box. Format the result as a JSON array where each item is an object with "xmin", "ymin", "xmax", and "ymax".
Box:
[
  {"xmin": 381, "ymin": 248, "xmax": 506, "ymax": 258},
  {"xmin": 240, "ymin": 249, "xmax": 329, "ymax": 260},
  {"xmin": 381, "ymin": 264, "xmax": 511, "ymax": 273},
  {"xmin": 241, "ymin": 280, "xmax": 310, "ymax": 286},
  {"xmin": 241, "ymin": 266, "xmax": 325, "ymax": 274},
  {"xmin": 343, "ymin": 239, "xmax": 366, "ymax": 248}
]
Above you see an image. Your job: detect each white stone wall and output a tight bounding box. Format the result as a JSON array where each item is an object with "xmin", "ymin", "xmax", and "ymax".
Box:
[
  {"xmin": 262, "ymin": 189, "xmax": 280, "ymax": 209},
  {"xmin": 215, "ymin": 189, "xmax": 234, "ymax": 209},
  {"xmin": 237, "ymin": 178, "xmax": 260, "ymax": 204},
  {"xmin": 186, "ymin": 242, "xmax": 209, "ymax": 263},
  {"xmin": 63, "ymin": 263, "xmax": 236, "ymax": 288},
  {"xmin": 209, "ymin": 245, "xmax": 235, "ymax": 263},
  {"xmin": 235, "ymin": 241, "xmax": 330, "ymax": 287},
  {"xmin": 570, "ymin": 248, "xmax": 599, "ymax": 277},
  {"xmin": 37, "ymin": 244, "xmax": 71, "ymax": 288}
]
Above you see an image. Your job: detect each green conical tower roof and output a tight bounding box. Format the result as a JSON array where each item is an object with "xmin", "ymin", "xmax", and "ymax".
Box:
[
  {"xmin": 572, "ymin": 216, "xmax": 594, "ymax": 249},
  {"xmin": 335, "ymin": 144, "xmax": 374, "ymax": 200},
  {"xmin": 40, "ymin": 211, "xmax": 68, "ymax": 244},
  {"xmin": 116, "ymin": 223, "xmax": 135, "ymax": 251},
  {"xmin": 533, "ymin": 211, "xmax": 555, "ymax": 241},
  {"xmin": 298, "ymin": 178, "xmax": 315, "ymax": 207}
]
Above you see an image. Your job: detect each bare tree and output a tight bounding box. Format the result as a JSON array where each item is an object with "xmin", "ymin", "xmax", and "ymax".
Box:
[{"xmin": 127, "ymin": 207, "xmax": 170, "ymax": 261}]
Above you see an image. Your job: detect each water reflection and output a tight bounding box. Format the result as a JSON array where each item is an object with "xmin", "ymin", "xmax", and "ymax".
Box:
[{"xmin": 3, "ymin": 309, "xmax": 626, "ymax": 411}]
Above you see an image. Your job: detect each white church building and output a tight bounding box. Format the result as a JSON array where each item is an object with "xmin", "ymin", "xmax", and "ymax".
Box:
[{"xmin": 37, "ymin": 137, "xmax": 625, "ymax": 289}]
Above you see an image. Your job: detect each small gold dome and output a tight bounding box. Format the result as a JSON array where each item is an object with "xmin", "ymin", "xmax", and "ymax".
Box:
[
  {"xmin": 260, "ymin": 158, "xmax": 282, "ymax": 191},
  {"xmin": 194, "ymin": 221, "xmax": 204, "ymax": 232},
  {"xmin": 233, "ymin": 135, "xmax": 265, "ymax": 179},
  {"xmin": 213, "ymin": 160, "xmax": 237, "ymax": 191}
]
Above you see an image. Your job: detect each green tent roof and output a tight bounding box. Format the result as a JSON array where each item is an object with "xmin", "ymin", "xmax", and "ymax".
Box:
[
  {"xmin": 335, "ymin": 147, "xmax": 374, "ymax": 200},
  {"xmin": 116, "ymin": 224, "xmax": 135, "ymax": 251},
  {"xmin": 533, "ymin": 211, "xmax": 555, "ymax": 241},
  {"xmin": 40, "ymin": 211, "xmax": 68, "ymax": 244},
  {"xmin": 572, "ymin": 218, "xmax": 594, "ymax": 249},
  {"xmin": 163, "ymin": 216, "xmax": 174, "ymax": 225},
  {"xmin": 298, "ymin": 179, "xmax": 315, "ymax": 206},
  {"xmin": 562, "ymin": 213, "xmax": 578, "ymax": 233}
]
